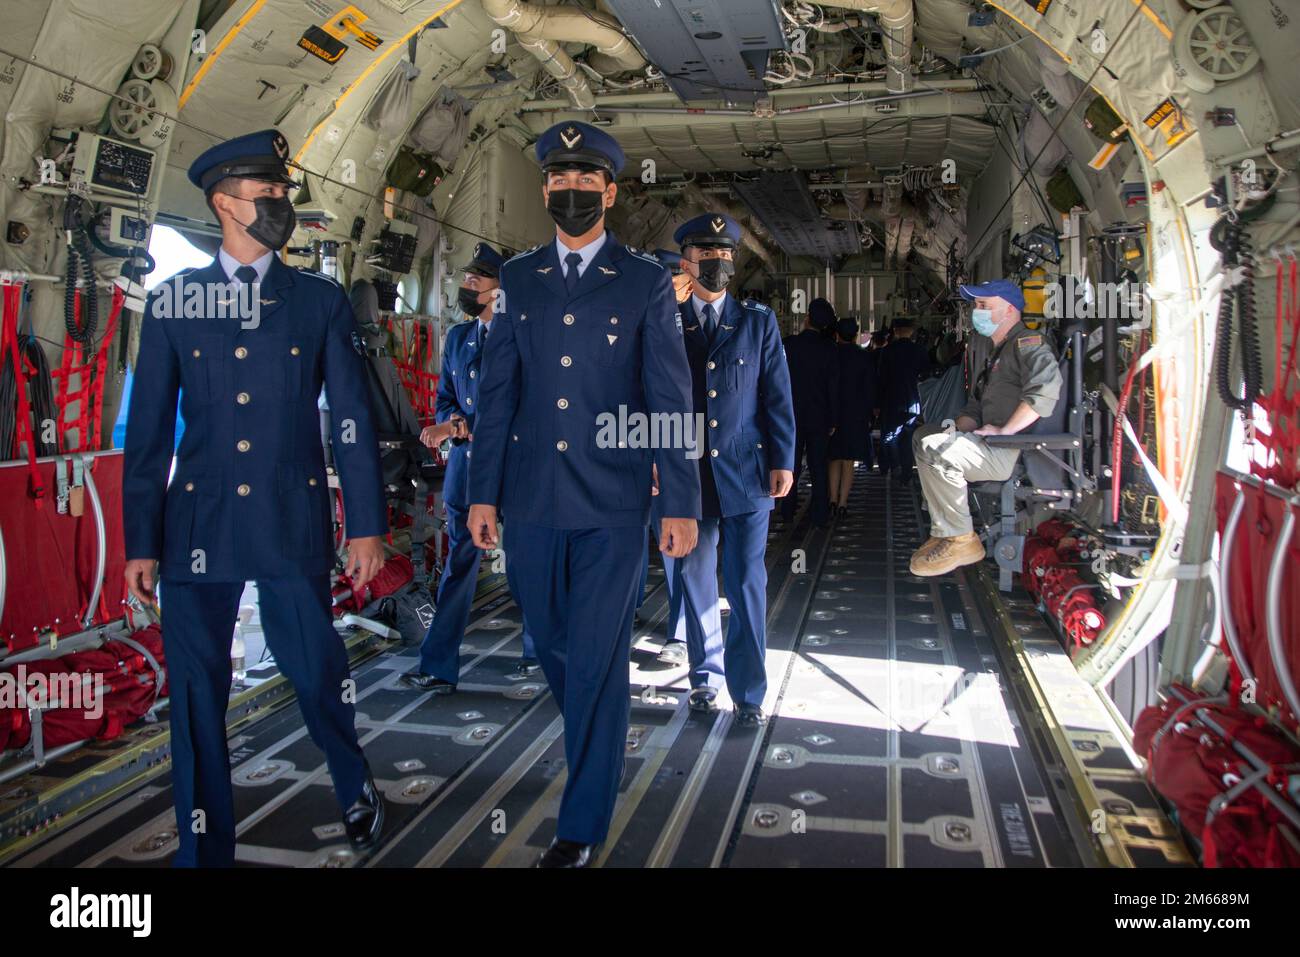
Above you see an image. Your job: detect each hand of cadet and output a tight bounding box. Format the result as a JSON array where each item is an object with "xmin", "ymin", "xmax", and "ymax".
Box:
[
  {"xmin": 651, "ymin": 462, "xmax": 660, "ymax": 496},
  {"xmin": 671, "ymin": 273, "xmax": 693, "ymax": 304},
  {"xmin": 345, "ymin": 535, "xmax": 386, "ymax": 590},
  {"xmin": 124, "ymin": 558, "xmax": 159, "ymax": 607},
  {"xmin": 420, "ymin": 421, "xmax": 455, "ymax": 447},
  {"xmin": 659, "ymin": 517, "xmax": 698, "ymax": 558},
  {"xmin": 769, "ymin": 469, "xmax": 794, "ymax": 498},
  {"xmin": 469, "ymin": 504, "xmax": 499, "ymax": 549},
  {"xmin": 450, "ymin": 414, "xmax": 470, "ymax": 440}
]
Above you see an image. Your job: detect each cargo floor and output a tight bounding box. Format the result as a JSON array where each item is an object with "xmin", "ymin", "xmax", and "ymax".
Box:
[{"xmin": 6, "ymin": 473, "xmax": 1092, "ymax": 868}]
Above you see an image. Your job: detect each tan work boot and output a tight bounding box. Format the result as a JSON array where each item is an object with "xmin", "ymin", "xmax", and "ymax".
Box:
[
  {"xmin": 913, "ymin": 536, "xmax": 945, "ymax": 561},
  {"xmin": 909, "ymin": 533, "xmax": 985, "ymax": 577}
]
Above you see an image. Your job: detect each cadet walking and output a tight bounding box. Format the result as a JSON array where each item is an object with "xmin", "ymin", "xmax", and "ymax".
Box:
[
  {"xmin": 465, "ymin": 122, "xmax": 700, "ymax": 868},
  {"xmin": 123, "ymin": 130, "xmax": 387, "ymax": 866}
]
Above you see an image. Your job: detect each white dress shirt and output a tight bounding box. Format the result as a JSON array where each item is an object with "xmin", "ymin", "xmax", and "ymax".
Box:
[
  {"xmin": 219, "ymin": 248, "xmax": 274, "ymax": 284},
  {"xmin": 554, "ymin": 231, "xmax": 607, "ymax": 279}
]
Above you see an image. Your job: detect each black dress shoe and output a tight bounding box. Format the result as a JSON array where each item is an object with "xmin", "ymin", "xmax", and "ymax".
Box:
[
  {"xmin": 656, "ymin": 641, "xmax": 688, "ymax": 666},
  {"xmin": 537, "ymin": 838, "xmax": 593, "ymax": 868},
  {"xmin": 734, "ymin": 704, "xmax": 767, "ymax": 727},
  {"xmin": 688, "ymin": 688, "xmax": 717, "ymax": 713},
  {"xmin": 344, "ymin": 770, "xmax": 385, "ymax": 851},
  {"xmin": 397, "ymin": 670, "xmax": 456, "ymax": 693},
  {"xmin": 507, "ymin": 657, "xmax": 542, "ymax": 680}
]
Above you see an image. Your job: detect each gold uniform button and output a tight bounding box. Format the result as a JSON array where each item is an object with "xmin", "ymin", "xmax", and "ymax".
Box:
[
  {"xmin": 561, "ymin": 356, "xmax": 572, "ymax": 367},
  {"xmin": 237, "ymin": 392, "xmax": 250, "ymax": 405},
  {"xmin": 236, "ymin": 483, "xmax": 251, "ymax": 496},
  {"xmin": 709, "ymin": 419, "xmax": 718, "ymax": 428},
  {"xmin": 708, "ymin": 389, "xmax": 717, "ymax": 398},
  {"xmin": 557, "ymin": 398, "xmax": 569, "ymax": 409},
  {"xmin": 234, "ymin": 346, "xmax": 248, "ymax": 359},
  {"xmin": 184, "ymin": 482, "xmax": 194, "ymax": 492},
  {"xmin": 308, "ymin": 477, "xmax": 317, "ymax": 486},
  {"xmin": 192, "ymin": 349, "xmax": 201, "ymax": 358},
  {"xmin": 710, "ymin": 449, "xmax": 719, "ymax": 458},
  {"xmin": 290, "ymin": 346, "xmax": 300, "ymax": 356},
  {"xmin": 556, "ymin": 440, "xmax": 568, "ymax": 452},
  {"xmin": 236, "ymin": 440, "xmax": 251, "ymax": 452},
  {"xmin": 563, "ymin": 314, "xmax": 575, "ymax": 325},
  {"xmin": 707, "ymin": 361, "xmax": 716, "ymax": 370}
]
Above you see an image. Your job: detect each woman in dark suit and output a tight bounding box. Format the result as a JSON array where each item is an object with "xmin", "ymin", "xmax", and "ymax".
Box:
[{"xmin": 827, "ymin": 315, "xmax": 877, "ymax": 518}]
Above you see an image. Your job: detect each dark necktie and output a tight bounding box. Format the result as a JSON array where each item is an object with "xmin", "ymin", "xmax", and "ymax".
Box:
[
  {"xmin": 479, "ymin": 322, "xmax": 489, "ymax": 345},
  {"xmin": 564, "ymin": 252, "xmax": 582, "ymax": 294},
  {"xmin": 703, "ymin": 302, "xmax": 717, "ymax": 343},
  {"xmin": 234, "ymin": 265, "xmax": 258, "ymax": 284}
]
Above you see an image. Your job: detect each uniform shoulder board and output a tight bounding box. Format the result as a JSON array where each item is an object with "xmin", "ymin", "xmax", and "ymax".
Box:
[
  {"xmin": 625, "ymin": 246, "xmax": 664, "ymax": 268},
  {"xmin": 506, "ymin": 244, "xmax": 543, "ymax": 264},
  {"xmin": 1016, "ymin": 334, "xmax": 1043, "ymax": 350},
  {"xmin": 295, "ymin": 267, "xmax": 342, "ymax": 288}
]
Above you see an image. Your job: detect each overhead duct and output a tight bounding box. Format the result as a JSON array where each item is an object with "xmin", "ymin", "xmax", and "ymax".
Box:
[
  {"xmin": 813, "ymin": 1, "xmax": 914, "ymax": 93},
  {"xmin": 483, "ymin": 0, "xmax": 646, "ymax": 109}
]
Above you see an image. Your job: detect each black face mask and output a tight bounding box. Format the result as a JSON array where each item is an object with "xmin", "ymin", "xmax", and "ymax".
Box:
[
  {"xmin": 457, "ymin": 286, "xmax": 487, "ymax": 317},
  {"xmin": 546, "ymin": 188, "xmax": 606, "ymax": 237},
  {"xmin": 230, "ymin": 194, "xmax": 297, "ymax": 251},
  {"xmin": 694, "ymin": 257, "xmax": 735, "ymax": 294}
]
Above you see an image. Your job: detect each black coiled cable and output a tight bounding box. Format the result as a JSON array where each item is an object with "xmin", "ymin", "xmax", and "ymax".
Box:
[
  {"xmin": 1213, "ymin": 218, "xmax": 1262, "ymax": 411},
  {"xmin": 0, "ymin": 335, "xmax": 58, "ymax": 459},
  {"xmin": 63, "ymin": 194, "xmax": 98, "ymax": 345}
]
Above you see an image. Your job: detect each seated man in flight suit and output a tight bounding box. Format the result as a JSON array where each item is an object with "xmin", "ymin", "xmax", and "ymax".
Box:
[
  {"xmin": 665, "ymin": 213, "xmax": 796, "ymax": 723},
  {"xmin": 123, "ymin": 129, "xmax": 388, "ymax": 866},
  {"xmin": 909, "ymin": 279, "xmax": 1062, "ymax": 578},
  {"xmin": 399, "ymin": 242, "xmax": 539, "ymax": 693}
]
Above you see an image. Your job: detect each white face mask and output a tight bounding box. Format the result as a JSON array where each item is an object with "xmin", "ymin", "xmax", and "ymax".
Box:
[{"xmin": 971, "ymin": 308, "xmax": 997, "ymax": 337}]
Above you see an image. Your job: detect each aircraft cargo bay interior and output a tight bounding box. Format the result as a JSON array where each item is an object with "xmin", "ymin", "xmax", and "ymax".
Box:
[{"xmin": 0, "ymin": 0, "xmax": 1296, "ymax": 908}]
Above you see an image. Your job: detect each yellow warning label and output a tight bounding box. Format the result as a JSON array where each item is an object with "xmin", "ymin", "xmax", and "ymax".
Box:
[
  {"xmin": 1142, "ymin": 97, "xmax": 1192, "ymax": 148},
  {"xmin": 1022, "ymin": 0, "xmax": 1053, "ymax": 15}
]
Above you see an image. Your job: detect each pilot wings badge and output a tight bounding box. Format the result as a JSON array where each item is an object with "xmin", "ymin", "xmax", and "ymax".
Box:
[
  {"xmin": 536, "ymin": 266, "xmax": 553, "ymax": 274},
  {"xmin": 597, "ymin": 266, "xmax": 617, "ymax": 275}
]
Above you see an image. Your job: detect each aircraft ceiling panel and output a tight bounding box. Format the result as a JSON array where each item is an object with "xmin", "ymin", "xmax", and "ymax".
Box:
[
  {"xmin": 613, "ymin": 116, "xmax": 998, "ymax": 177},
  {"xmin": 732, "ymin": 170, "xmax": 861, "ymax": 260},
  {"xmin": 604, "ymin": 0, "xmax": 788, "ymax": 105}
]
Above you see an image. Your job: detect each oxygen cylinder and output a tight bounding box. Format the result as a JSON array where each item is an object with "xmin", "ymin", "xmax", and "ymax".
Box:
[{"xmin": 1022, "ymin": 268, "xmax": 1047, "ymax": 329}]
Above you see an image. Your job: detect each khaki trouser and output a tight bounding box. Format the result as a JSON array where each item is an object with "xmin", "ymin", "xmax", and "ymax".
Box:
[{"xmin": 911, "ymin": 423, "xmax": 1022, "ymax": 538}]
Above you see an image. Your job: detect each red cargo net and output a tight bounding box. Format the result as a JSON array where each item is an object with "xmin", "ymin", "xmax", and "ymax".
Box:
[{"xmin": 382, "ymin": 315, "xmax": 439, "ymax": 425}]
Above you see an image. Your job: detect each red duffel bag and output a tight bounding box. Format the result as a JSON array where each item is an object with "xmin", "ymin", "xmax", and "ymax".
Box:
[{"xmin": 1136, "ymin": 690, "xmax": 1300, "ymax": 867}]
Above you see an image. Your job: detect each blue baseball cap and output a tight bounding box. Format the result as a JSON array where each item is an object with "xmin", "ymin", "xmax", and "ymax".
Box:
[
  {"xmin": 674, "ymin": 213, "xmax": 740, "ymax": 250},
  {"xmin": 652, "ymin": 248, "xmax": 683, "ymax": 273},
  {"xmin": 187, "ymin": 128, "xmax": 298, "ymax": 192},
  {"xmin": 534, "ymin": 121, "xmax": 625, "ymax": 177},
  {"xmin": 465, "ymin": 242, "xmax": 506, "ymax": 279},
  {"xmin": 958, "ymin": 279, "xmax": 1025, "ymax": 313}
]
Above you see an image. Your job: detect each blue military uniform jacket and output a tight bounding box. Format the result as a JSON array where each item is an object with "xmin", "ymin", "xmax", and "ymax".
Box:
[
  {"xmin": 468, "ymin": 233, "xmax": 702, "ymax": 528},
  {"xmin": 878, "ymin": 337, "xmax": 931, "ymax": 420},
  {"xmin": 436, "ymin": 317, "xmax": 489, "ymax": 509},
  {"xmin": 678, "ymin": 296, "xmax": 795, "ymax": 517},
  {"xmin": 123, "ymin": 256, "xmax": 388, "ymax": 582},
  {"xmin": 782, "ymin": 328, "xmax": 840, "ymax": 431}
]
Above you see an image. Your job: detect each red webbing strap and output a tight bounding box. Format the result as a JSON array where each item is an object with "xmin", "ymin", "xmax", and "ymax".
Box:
[
  {"xmin": 51, "ymin": 289, "xmax": 92, "ymax": 453},
  {"xmin": 2, "ymin": 281, "xmax": 44, "ymax": 505},
  {"xmin": 87, "ymin": 286, "xmax": 125, "ymax": 450}
]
